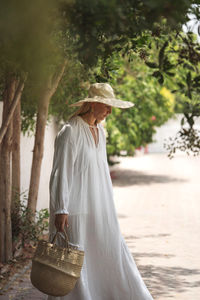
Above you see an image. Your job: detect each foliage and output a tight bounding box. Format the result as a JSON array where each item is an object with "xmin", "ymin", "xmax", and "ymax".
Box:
[
  {"xmin": 0, "ymin": 0, "xmax": 69, "ymax": 134},
  {"xmin": 49, "ymin": 60, "xmax": 89, "ymax": 124},
  {"xmin": 49, "ymin": 26, "xmax": 200, "ymax": 159},
  {"xmin": 140, "ymin": 24, "xmax": 200, "ymax": 157},
  {"xmin": 100, "ymin": 54, "xmax": 174, "ymax": 156},
  {"xmin": 45, "ymin": 47, "xmax": 175, "ymax": 157},
  {"xmin": 164, "ymin": 127, "xmax": 200, "ymax": 159},
  {"xmin": 1, "ymin": 0, "xmax": 200, "ymax": 154},
  {"xmin": 63, "ymin": 0, "xmax": 194, "ymax": 67},
  {"xmin": 49, "ymin": 3, "xmax": 200, "ymax": 158},
  {"xmin": 12, "ymin": 192, "xmax": 49, "ymax": 250},
  {"xmin": 0, "ymin": 0, "xmax": 64, "ymax": 77},
  {"xmin": 4, "ymin": 0, "xmax": 197, "ymax": 137},
  {"xmin": 21, "ymin": 57, "xmax": 90, "ymax": 133}
]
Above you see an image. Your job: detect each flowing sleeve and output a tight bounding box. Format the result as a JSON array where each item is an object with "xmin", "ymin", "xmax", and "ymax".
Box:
[{"xmin": 49, "ymin": 124, "xmax": 76, "ymax": 215}]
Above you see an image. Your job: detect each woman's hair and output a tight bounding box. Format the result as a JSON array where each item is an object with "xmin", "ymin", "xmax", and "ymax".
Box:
[
  {"xmin": 69, "ymin": 102, "xmax": 92, "ymax": 120},
  {"xmin": 69, "ymin": 102, "xmax": 102, "ymax": 124}
]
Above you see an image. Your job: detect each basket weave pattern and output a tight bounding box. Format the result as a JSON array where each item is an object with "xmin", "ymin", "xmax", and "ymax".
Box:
[
  {"xmin": 31, "ymin": 234, "xmax": 84, "ymax": 296},
  {"xmin": 35, "ymin": 241, "xmax": 84, "ymax": 274}
]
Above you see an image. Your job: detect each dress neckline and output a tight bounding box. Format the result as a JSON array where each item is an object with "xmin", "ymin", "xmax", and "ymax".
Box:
[
  {"xmin": 77, "ymin": 116, "xmax": 100, "ymax": 148},
  {"xmin": 77, "ymin": 116, "xmax": 99, "ymax": 128}
]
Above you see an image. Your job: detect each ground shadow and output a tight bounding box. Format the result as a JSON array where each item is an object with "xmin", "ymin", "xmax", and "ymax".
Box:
[
  {"xmin": 111, "ymin": 169, "xmax": 187, "ymax": 187},
  {"xmin": 123, "ymin": 234, "xmax": 200, "ymax": 299},
  {"xmin": 117, "ymin": 213, "xmax": 128, "ymax": 219},
  {"xmin": 124, "ymin": 233, "xmax": 175, "ymax": 259},
  {"xmin": 138, "ymin": 263, "xmax": 200, "ymax": 299},
  {"xmin": 124, "ymin": 233, "xmax": 171, "ymax": 239}
]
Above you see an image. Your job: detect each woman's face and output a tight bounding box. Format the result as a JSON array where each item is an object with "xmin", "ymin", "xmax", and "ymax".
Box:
[{"xmin": 92, "ymin": 103, "xmax": 112, "ymax": 122}]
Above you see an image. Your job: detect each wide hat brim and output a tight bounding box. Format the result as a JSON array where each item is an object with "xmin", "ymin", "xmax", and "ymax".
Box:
[{"xmin": 69, "ymin": 96, "xmax": 134, "ymax": 109}]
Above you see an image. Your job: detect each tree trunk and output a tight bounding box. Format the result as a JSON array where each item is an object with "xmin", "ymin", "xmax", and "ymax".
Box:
[
  {"xmin": 27, "ymin": 62, "xmax": 67, "ymax": 215},
  {"xmin": 12, "ymin": 98, "xmax": 21, "ymax": 211},
  {"xmin": 0, "ymin": 78, "xmax": 26, "ymax": 145},
  {"xmin": 0, "ymin": 77, "xmax": 17, "ymax": 263}
]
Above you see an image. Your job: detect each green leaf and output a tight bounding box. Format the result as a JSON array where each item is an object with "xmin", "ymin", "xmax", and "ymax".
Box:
[
  {"xmin": 183, "ymin": 63, "xmax": 195, "ymax": 71},
  {"xmin": 166, "ymin": 71, "xmax": 175, "ymax": 77},
  {"xmin": 186, "ymin": 72, "xmax": 192, "ymax": 87},
  {"xmin": 159, "ymin": 41, "xmax": 168, "ymax": 70},
  {"xmin": 158, "ymin": 74, "xmax": 164, "ymax": 84},
  {"xmin": 177, "ymin": 82, "xmax": 185, "ymax": 89},
  {"xmin": 194, "ymin": 75, "xmax": 200, "ymax": 83},
  {"xmin": 192, "ymin": 83, "xmax": 200, "ymax": 88},
  {"xmin": 145, "ymin": 61, "xmax": 158, "ymax": 68},
  {"xmin": 152, "ymin": 71, "xmax": 161, "ymax": 78}
]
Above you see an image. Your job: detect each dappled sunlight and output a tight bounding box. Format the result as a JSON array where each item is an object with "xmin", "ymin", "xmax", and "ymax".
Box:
[
  {"xmin": 114, "ymin": 154, "xmax": 200, "ymax": 299},
  {"xmin": 139, "ymin": 264, "xmax": 200, "ymax": 299},
  {"xmin": 124, "ymin": 234, "xmax": 200, "ymax": 299}
]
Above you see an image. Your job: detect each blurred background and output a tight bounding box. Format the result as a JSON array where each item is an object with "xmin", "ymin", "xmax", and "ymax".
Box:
[{"xmin": 1, "ymin": 1, "xmax": 200, "ymax": 299}]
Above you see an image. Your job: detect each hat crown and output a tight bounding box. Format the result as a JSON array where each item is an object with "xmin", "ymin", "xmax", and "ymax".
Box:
[
  {"xmin": 69, "ymin": 82, "xmax": 134, "ymax": 109},
  {"xmin": 88, "ymin": 83, "xmax": 115, "ymax": 99}
]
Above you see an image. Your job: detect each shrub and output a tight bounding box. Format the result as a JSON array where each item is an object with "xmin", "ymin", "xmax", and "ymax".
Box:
[{"xmin": 11, "ymin": 192, "xmax": 49, "ymax": 252}]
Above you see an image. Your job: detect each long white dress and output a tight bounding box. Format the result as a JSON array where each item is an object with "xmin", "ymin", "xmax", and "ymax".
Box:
[{"xmin": 48, "ymin": 116, "xmax": 153, "ymax": 300}]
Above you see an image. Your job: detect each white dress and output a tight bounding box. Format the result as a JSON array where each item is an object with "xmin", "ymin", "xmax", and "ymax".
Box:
[{"xmin": 48, "ymin": 116, "xmax": 153, "ymax": 300}]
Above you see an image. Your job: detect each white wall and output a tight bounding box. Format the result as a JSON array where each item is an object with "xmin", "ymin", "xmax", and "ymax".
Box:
[
  {"xmin": 20, "ymin": 119, "xmax": 59, "ymax": 211},
  {"xmin": 0, "ymin": 102, "xmax": 59, "ymax": 211},
  {"xmin": 37, "ymin": 120, "xmax": 59, "ymax": 210},
  {"xmin": 148, "ymin": 115, "xmax": 181, "ymax": 153},
  {"xmin": 148, "ymin": 114, "xmax": 200, "ymax": 153}
]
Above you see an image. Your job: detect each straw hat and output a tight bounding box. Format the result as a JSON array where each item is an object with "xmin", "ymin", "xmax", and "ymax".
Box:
[{"xmin": 69, "ymin": 83, "xmax": 134, "ymax": 109}]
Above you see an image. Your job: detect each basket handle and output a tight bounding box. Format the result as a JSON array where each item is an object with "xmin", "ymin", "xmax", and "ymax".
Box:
[{"xmin": 51, "ymin": 228, "xmax": 69, "ymax": 250}]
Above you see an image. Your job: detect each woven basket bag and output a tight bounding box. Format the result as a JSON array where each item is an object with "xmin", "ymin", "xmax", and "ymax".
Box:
[{"xmin": 30, "ymin": 230, "xmax": 84, "ymax": 297}]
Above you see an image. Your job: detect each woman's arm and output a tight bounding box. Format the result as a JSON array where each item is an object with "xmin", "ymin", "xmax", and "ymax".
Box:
[{"xmin": 49, "ymin": 125, "xmax": 76, "ymax": 231}]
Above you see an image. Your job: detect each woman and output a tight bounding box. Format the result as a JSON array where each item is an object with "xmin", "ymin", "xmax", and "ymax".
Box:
[{"xmin": 48, "ymin": 83, "xmax": 153, "ymax": 300}]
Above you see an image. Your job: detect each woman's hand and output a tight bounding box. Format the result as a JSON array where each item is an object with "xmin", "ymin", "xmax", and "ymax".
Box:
[{"xmin": 55, "ymin": 214, "xmax": 68, "ymax": 232}]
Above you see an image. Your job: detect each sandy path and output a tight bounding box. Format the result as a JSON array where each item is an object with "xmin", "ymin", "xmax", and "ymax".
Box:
[{"xmin": 112, "ymin": 154, "xmax": 200, "ymax": 300}]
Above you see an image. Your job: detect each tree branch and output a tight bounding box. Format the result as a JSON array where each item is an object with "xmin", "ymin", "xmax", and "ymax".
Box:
[
  {"xmin": 0, "ymin": 76, "xmax": 27, "ymax": 145},
  {"xmin": 50, "ymin": 60, "xmax": 67, "ymax": 95}
]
